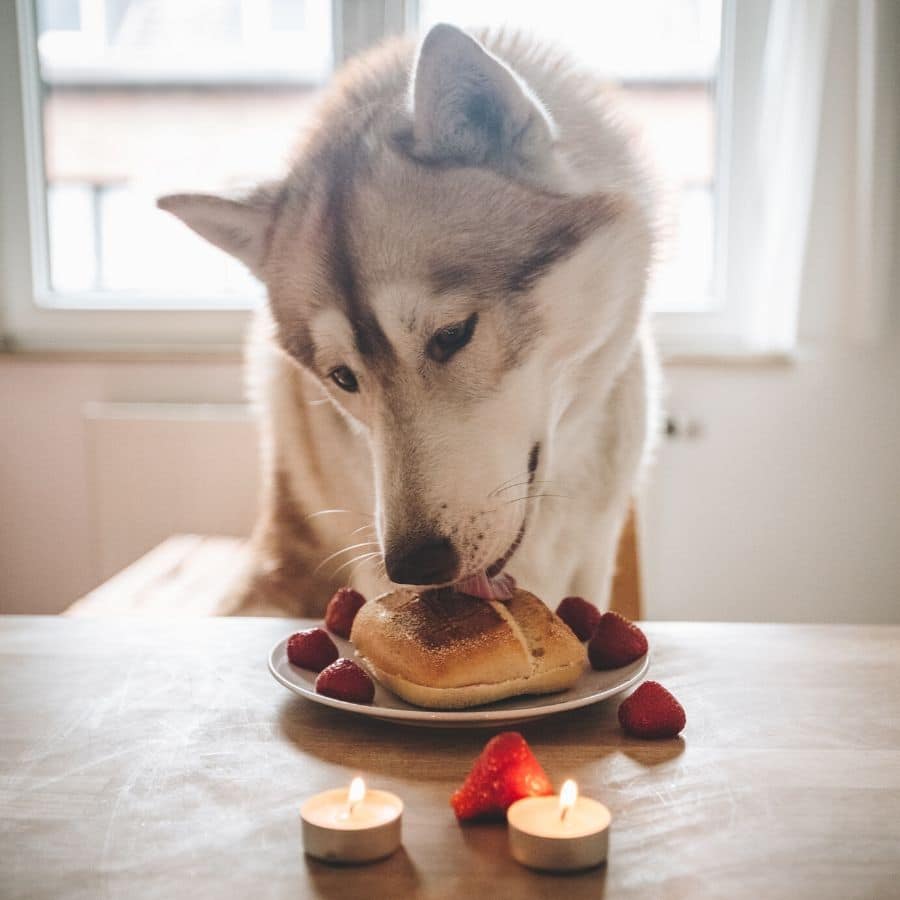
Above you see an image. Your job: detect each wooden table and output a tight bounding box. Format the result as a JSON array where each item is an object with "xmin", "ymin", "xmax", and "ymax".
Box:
[{"xmin": 1, "ymin": 617, "xmax": 898, "ymax": 899}]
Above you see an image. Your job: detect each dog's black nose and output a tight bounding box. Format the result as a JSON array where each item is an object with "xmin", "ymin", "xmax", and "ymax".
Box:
[{"xmin": 385, "ymin": 536, "xmax": 459, "ymax": 585}]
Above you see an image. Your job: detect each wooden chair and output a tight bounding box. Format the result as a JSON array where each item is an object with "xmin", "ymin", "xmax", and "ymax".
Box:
[{"xmin": 608, "ymin": 506, "xmax": 642, "ymax": 620}]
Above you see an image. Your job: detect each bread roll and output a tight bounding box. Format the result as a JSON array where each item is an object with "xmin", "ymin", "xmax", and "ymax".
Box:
[{"xmin": 350, "ymin": 588, "xmax": 586, "ymax": 709}]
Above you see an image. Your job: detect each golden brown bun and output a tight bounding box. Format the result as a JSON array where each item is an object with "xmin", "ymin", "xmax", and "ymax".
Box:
[{"xmin": 350, "ymin": 588, "xmax": 586, "ymax": 709}]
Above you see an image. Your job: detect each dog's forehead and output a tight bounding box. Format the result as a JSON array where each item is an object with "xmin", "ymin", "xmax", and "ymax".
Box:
[
  {"xmin": 349, "ymin": 152, "xmax": 614, "ymax": 303},
  {"xmin": 372, "ymin": 279, "xmax": 472, "ymax": 341},
  {"xmin": 277, "ymin": 155, "xmax": 522, "ymax": 363},
  {"xmin": 309, "ymin": 280, "xmax": 464, "ymax": 357},
  {"xmin": 269, "ymin": 138, "xmax": 610, "ymax": 368},
  {"xmin": 351, "ymin": 157, "xmax": 539, "ymax": 286}
]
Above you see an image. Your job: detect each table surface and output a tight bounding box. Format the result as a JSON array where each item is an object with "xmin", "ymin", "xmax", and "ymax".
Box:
[{"xmin": 1, "ymin": 617, "xmax": 898, "ymax": 900}]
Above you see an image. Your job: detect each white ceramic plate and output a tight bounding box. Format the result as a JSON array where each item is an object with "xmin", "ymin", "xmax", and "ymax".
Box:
[{"xmin": 268, "ymin": 631, "xmax": 649, "ymax": 729}]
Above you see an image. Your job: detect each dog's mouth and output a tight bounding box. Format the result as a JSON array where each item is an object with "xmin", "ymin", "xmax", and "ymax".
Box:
[
  {"xmin": 453, "ymin": 518, "xmax": 526, "ymax": 601},
  {"xmin": 452, "ymin": 441, "xmax": 540, "ymax": 601}
]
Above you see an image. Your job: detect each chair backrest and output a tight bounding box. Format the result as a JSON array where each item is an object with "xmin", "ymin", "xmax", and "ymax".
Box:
[{"xmin": 609, "ymin": 505, "xmax": 642, "ymax": 620}]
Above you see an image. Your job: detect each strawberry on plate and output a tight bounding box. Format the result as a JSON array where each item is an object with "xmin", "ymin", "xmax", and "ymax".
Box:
[
  {"xmin": 588, "ymin": 611, "xmax": 648, "ymax": 670},
  {"xmin": 556, "ymin": 596, "xmax": 601, "ymax": 641},
  {"xmin": 451, "ymin": 732, "xmax": 553, "ymax": 822},
  {"xmin": 325, "ymin": 587, "xmax": 367, "ymax": 639},
  {"xmin": 315, "ymin": 659, "xmax": 375, "ymax": 704},
  {"xmin": 618, "ymin": 681, "xmax": 686, "ymax": 739},
  {"xmin": 287, "ymin": 627, "xmax": 339, "ymax": 671}
]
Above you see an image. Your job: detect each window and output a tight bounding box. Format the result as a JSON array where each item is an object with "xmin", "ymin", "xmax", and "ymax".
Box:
[
  {"xmin": 417, "ymin": 1, "xmax": 722, "ymax": 316},
  {"xmin": 39, "ymin": 0, "xmax": 331, "ymax": 304},
  {"xmin": 1, "ymin": 0, "xmax": 815, "ymax": 354}
]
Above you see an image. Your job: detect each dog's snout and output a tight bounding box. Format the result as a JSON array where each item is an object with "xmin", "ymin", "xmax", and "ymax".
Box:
[{"xmin": 385, "ymin": 535, "xmax": 459, "ymax": 586}]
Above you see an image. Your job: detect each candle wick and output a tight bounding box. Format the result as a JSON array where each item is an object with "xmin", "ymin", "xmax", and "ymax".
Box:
[{"xmin": 560, "ymin": 806, "xmax": 569, "ymax": 823}]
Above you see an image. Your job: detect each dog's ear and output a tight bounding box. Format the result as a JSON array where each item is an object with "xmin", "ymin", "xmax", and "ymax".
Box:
[
  {"xmin": 410, "ymin": 24, "xmax": 555, "ymax": 170},
  {"xmin": 156, "ymin": 185, "xmax": 279, "ymax": 275}
]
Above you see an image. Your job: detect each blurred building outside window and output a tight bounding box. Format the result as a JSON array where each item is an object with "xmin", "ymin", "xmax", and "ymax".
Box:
[
  {"xmin": 35, "ymin": 0, "xmax": 721, "ymax": 315},
  {"xmin": 38, "ymin": 0, "xmax": 332, "ymax": 304},
  {"xmin": 0, "ymin": 0, "xmax": 738, "ymax": 355}
]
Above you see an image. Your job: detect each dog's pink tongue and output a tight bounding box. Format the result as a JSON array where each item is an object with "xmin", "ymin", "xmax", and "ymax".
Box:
[{"xmin": 455, "ymin": 571, "xmax": 516, "ymax": 601}]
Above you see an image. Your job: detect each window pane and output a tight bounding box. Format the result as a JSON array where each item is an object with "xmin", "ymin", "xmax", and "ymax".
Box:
[
  {"xmin": 47, "ymin": 182, "xmax": 97, "ymax": 291},
  {"xmin": 271, "ymin": 0, "xmax": 308, "ymax": 32},
  {"xmin": 35, "ymin": 0, "xmax": 333, "ymax": 306},
  {"xmin": 38, "ymin": 0, "xmax": 80, "ymax": 32},
  {"xmin": 419, "ymin": 0, "xmax": 722, "ymax": 312}
]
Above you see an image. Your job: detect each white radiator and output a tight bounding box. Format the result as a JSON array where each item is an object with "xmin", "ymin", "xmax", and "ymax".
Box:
[{"xmin": 83, "ymin": 402, "xmax": 259, "ymax": 582}]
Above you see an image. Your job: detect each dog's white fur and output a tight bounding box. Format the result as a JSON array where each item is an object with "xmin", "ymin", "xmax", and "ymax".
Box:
[{"xmin": 158, "ymin": 25, "xmax": 659, "ymax": 616}]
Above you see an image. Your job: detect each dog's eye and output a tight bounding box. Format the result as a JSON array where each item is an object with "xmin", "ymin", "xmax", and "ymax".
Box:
[
  {"xmin": 428, "ymin": 313, "xmax": 478, "ymax": 362},
  {"xmin": 329, "ymin": 365, "xmax": 359, "ymax": 393}
]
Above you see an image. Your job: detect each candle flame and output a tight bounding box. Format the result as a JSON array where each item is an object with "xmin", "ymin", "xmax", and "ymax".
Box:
[
  {"xmin": 347, "ymin": 776, "xmax": 366, "ymax": 814},
  {"xmin": 559, "ymin": 779, "xmax": 578, "ymax": 821}
]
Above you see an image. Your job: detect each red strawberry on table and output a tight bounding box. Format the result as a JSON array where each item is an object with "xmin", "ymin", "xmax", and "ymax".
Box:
[
  {"xmin": 325, "ymin": 587, "xmax": 367, "ymax": 639},
  {"xmin": 556, "ymin": 596, "xmax": 601, "ymax": 641},
  {"xmin": 588, "ymin": 611, "xmax": 649, "ymax": 670},
  {"xmin": 618, "ymin": 681, "xmax": 686, "ymax": 739},
  {"xmin": 451, "ymin": 732, "xmax": 553, "ymax": 822},
  {"xmin": 315, "ymin": 659, "xmax": 375, "ymax": 704},
  {"xmin": 287, "ymin": 627, "xmax": 339, "ymax": 671}
]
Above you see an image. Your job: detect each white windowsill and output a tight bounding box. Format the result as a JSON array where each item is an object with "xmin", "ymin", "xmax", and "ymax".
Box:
[
  {"xmin": 0, "ymin": 327, "xmax": 797, "ymax": 367},
  {"xmin": 657, "ymin": 334, "xmax": 797, "ymax": 366}
]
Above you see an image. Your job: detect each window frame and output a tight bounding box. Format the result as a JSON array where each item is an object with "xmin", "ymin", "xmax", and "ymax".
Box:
[
  {"xmin": 1, "ymin": 0, "xmax": 775, "ymax": 356},
  {"xmin": 652, "ymin": 0, "xmax": 778, "ymax": 357},
  {"xmin": 35, "ymin": 0, "xmax": 334, "ymax": 86}
]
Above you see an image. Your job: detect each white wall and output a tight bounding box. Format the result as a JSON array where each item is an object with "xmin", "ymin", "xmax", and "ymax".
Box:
[
  {"xmin": 642, "ymin": 339, "xmax": 900, "ymax": 624},
  {"xmin": 0, "ymin": 358, "xmax": 250, "ymax": 614},
  {"xmin": 2, "ymin": 346, "xmax": 898, "ymax": 622},
  {"xmin": 85, "ymin": 401, "xmax": 258, "ymax": 582}
]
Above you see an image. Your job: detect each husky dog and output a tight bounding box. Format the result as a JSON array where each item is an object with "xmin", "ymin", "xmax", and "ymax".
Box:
[{"xmin": 159, "ymin": 24, "xmax": 658, "ymax": 616}]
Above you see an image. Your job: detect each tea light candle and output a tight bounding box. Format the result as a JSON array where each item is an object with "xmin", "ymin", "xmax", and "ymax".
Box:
[
  {"xmin": 301, "ymin": 777, "xmax": 403, "ymax": 864},
  {"xmin": 507, "ymin": 780, "xmax": 610, "ymax": 872}
]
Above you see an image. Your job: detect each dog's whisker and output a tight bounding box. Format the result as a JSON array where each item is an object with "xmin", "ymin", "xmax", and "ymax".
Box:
[
  {"xmin": 493, "ymin": 479, "xmax": 555, "ymax": 495},
  {"xmin": 490, "ymin": 469, "xmax": 532, "ymax": 495},
  {"xmin": 306, "ymin": 508, "xmax": 352, "ymax": 520},
  {"xmin": 332, "ymin": 551, "xmax": 382, "ymax": 579},
  {"xmin": 497, "ymin": 493, "xmax": 572, "ymax": 508},
  {"xmin": 347, "ymin": 552, "xmax": 385, "ymax": 582},
  {"xmin": 488, "ymin": 469, "xmax": 533, "ymax": 499},
  {"xmin": 350, "ymin": 523, "xmax": 376, "ymax": 537},
  {"xmin": 313, "ymin": 541, "xmax": 380, "ymax": 576},
  {"xmin": 305, "ymin": 508, "xmax": 374, "ymax": 522},
  {"xmin": 485, "ymin": 493, "xmax": 571, "ymax": 513}
]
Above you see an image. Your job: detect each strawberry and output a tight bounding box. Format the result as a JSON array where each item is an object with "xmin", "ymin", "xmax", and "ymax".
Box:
[
  {"xmin": 315, "ymin": 659, "xmax": 375, "ymax": 704},
  {"xmin": 451, "ymin": 732, "xmax": 553, "ymax": 822},
  {"xmin": 287, "ymin": 627, "xmax": 339, "ymax": 672},
  {"xmin": 325, "ymin": 587, "xmax": 367, "ymax": 639},
  {"xmin": 618, "ymin": 681, "xmax": 686, "ymax": 739},
  {"xmin": 588, "ymin": 611, "xmax": 648, "ymax": 670},
  {"xmin": 556, "ymin": 596, "xmax": 601, "ymax": 641}
]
